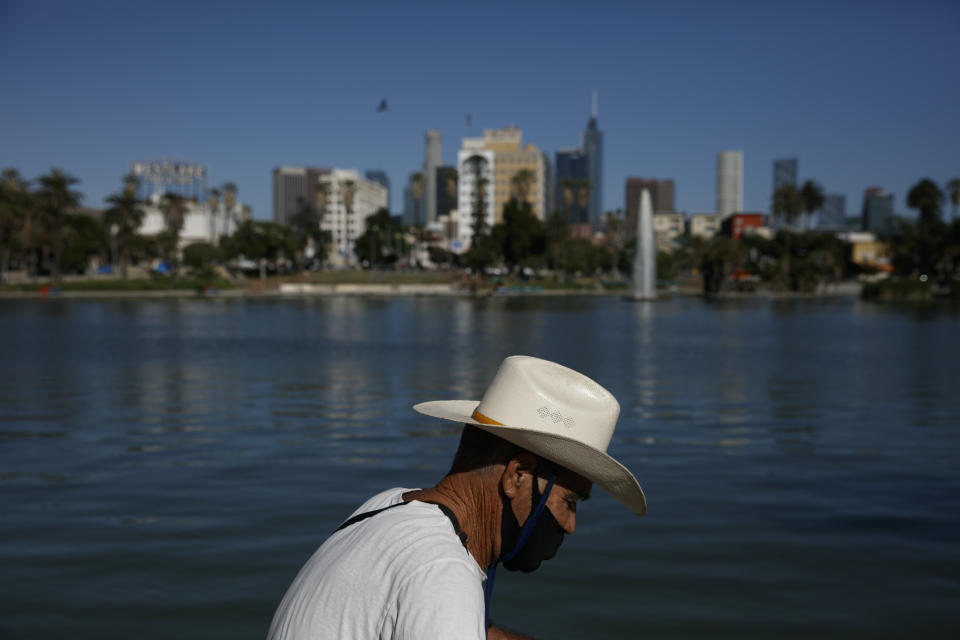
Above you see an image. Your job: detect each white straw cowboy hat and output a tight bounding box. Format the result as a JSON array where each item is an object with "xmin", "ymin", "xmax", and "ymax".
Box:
[{"xmin": 414, "ymin": 355, "xmax": 647, "ymax": 516}]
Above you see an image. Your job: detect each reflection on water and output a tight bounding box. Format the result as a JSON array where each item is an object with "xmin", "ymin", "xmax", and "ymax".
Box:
[{"xmin": 1, "ymin": 296, "xmax": 959, "ymax": 638}]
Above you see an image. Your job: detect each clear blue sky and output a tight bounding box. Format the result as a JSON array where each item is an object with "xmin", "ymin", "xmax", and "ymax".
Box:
[{"xmin": 2, "ymin": 0, "xmax": 958, "ymax": 221}]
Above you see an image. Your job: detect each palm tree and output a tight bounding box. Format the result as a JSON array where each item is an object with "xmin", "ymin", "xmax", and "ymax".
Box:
[
  {"xmin": 907, "ymin": 178, "xmax": 945, "ymax": 224},
  {"xmin": 36, "ymin": 169, "xmax": 82, "ymax": 284},
  {"xmin": 946, "ymin": 178, "xmax": 960, "ymax": 223},
  {"xmin": 160, "ymin": 193, "xmax": 187, "ymax": 276},
  {"xmin": 772, "ymin": 183, "xmax": 804, "ymax": 289},
  {"xmin": 799, "ymin": 180, "xmax": 825, "ymax": 231},
  {"xmin": 222, "ymin": 182, "xmax": 238, "ymax": 233},
  {"xmin": 575, "ymin": 179, "xmax": 591, "ymax": 224},
  {"xmin": 104, "ymin": 173, "xmax": 146, "ymax": 279},
  {"xmin": 511, "ymin": 168, "xmax": 535, "ymax": 204},
  {"xmin": 408, "ymin": 172, "xmax": 424, "ymax": 227},
  {"xmin": 442, "ymin": 167, "xmax": 458, "ymax": 202},
  {"xmin": 207, "ymin": 187, "xmax": 221, "ymax": 240}
]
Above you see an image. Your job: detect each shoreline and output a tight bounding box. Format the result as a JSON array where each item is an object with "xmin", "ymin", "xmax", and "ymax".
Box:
[{"xmin": 0, "ymin": 281, "xmax": 865, "ymax": 300}]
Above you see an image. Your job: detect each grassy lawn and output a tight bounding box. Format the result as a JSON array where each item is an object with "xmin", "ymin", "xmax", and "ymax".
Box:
[{"xmin": 1, "ymin": 277, "xmax": 235, "ymax": 292}]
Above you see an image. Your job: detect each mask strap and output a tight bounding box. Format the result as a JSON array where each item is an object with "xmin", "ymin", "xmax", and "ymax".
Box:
[{"xmin": 484, "ymin": 473, "xmax": 557, "ymax": 634}]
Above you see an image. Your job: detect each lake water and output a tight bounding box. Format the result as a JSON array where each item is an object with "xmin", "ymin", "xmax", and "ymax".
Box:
[{"xmin": 1, "ymin": 295, "xmax": 958, "ymax": 639}]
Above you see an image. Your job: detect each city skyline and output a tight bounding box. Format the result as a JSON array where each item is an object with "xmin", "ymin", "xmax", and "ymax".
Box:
[{"xmin": 1, "ymin": 1, "xmax": 957, "ymax": 222}]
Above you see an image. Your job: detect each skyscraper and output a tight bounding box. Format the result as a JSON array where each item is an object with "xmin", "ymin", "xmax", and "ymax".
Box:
[
  {"xmin": 555, "ymin": 148, "xmax": 588, "ymax": 221},
  {"xmin": 582, "ymin": 113, "xmax": 603, "ymax": 229},
  {"xmin": 424, "ymin": 130, "xmax": 442, "ymax": 225},
  {"xmin": 772, "ymin": 158, "xmax": 798, "ymax": 228},
  {"xmin": 717, "ymin": 151, "xmax": 743, "ymax": 217},
  {"xmin": 272, "ymin": 166, "xmax": 330, "ymax": 226},
  {"xmin": 862, "ymin": 187, "xmax": 895, "ymax": 236},
  {"xmin": 773, "ymin": 158, "xmax": 797, "ymax": 192},
  {"xmin": 819, "ymin": 194, "xmax": 846, "ymax": 230}
]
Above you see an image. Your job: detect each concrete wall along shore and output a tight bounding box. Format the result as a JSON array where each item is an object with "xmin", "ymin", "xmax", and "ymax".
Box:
[{"xmin": 279, "ymin": 283, "xmax": 458, "ymax": 296}]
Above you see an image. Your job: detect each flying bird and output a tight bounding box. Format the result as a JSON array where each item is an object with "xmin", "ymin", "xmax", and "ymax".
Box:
[{"xmin": 376, "ymin": 99, "xmax": 388, "ymax": 112}]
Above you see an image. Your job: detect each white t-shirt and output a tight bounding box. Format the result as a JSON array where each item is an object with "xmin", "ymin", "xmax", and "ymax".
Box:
[{"xmin": 267, "ymin": 488, "xmax": 487, "ymax": 640}]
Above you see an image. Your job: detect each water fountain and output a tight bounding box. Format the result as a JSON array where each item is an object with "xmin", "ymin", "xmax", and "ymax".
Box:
[{"xmin": 630, "ymin": 189, "xmax": 657, "ymax": 300}]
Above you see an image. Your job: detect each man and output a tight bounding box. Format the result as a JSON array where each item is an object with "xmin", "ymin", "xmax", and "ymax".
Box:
[{"xmin": 268, "ymin": 355, "xmax": 647, "ymax": 639}]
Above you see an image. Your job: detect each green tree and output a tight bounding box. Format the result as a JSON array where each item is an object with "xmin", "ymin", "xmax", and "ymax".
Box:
[
  {"xmin": 906, "ymin": 178, "xmax": 944, "ymax": 224},
  {"xmin": 354, "ymin": 207, "xmax": 404, "ymax": 267},
  {"xmin": 103, "ymin": 173, "xmax": 146, "ymax": 279},
  {"xmin": 0, "ymin": 169, "xmax": 31, "ymax": 281},
  {"xmin": 701, "ymin": 235, "xmax": 747, "ymax": 297},
  {"xmin": 544, "ymin": 210, "xmax": 570, "ymax": 271},
  {"xmin": 183, "ymin": 241, "xmax": 219, "ymax": 279},
  {"xmin": 946, "ymin": 178, "xmax": 960, "ymax": 222},
  {"xmin": 60, "ymin": 213, "xmax": 109, "ymax": 274},
  {"xmin": 510, "ymin": 168, "xmax": 535, "ymax": 204},
  {"xmin": 800, "ymin": 180, "xmax": 825, "ymax": 231},
  {"xmin": 499, "ymin": 197, "xmax": 544, "ymax": 269},
  {"xmin": 464, "ymin": 156, "xmax": 488, "ymax": 242},
  {"xmin": 36, "ymin": 168, "xmax": 83, "ymax": 284},
  {"xmin": 159, "ymin": 193, "xmax": 187, "ymax": 276},
  {"xmin": 772, "ymin": 183, "xmax": 805, "ymax": 289},
  {"xmin": 221, "ymin": 220, "xmax": 297, "ymax": 279}
]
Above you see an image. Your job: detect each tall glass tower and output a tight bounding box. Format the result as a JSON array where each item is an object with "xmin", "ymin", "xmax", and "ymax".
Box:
[{"xmin": 582, "ymin": 112, "xmax": 603, "ymax": 230}]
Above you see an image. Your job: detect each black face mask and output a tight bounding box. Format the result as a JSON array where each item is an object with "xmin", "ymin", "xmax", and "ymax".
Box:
[{"xmin": 499, "ymin": 471, "xmax": 565, "ymax": 573}]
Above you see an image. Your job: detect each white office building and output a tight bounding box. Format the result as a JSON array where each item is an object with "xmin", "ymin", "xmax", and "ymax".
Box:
[
  {"xmin": 317, "ymin": 169, "xmax": 388, "ymax": 266},
  {"xmin": 716, "ymin": 150, "xmax": 743, "ymax": 217},
  {"xmin": 139, "ymin": 193, "xmax": 249, "ymax": 247}
]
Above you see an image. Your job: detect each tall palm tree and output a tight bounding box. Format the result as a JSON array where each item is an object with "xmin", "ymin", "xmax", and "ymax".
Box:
[
  {"xmin": 104, "ymin": 173, "xmax": 146, "ymax": 279},
  {"xmin": 511, "ymin": 168, "xmax": 535, "ymax": 204},
  {"xmin": 772, "ymin": 183, "xmax": 804, "ymax": 289},
  {"xmin": 560, "ymin": 178, "xmax": 576, "ymax": 217},
  {"xmin": 36, "ymin": 168, "xmax": 82, "ymax": 284},
  {"xmin": 207, "ymin": 187, "xmax": 221, "ymax": 240},
  {"xmin": 575, "ymin": 179, "xmax": 591, "ymax": 225},
  {"xmin": 160, "ymin": 193, "xmax": 187, "ymax": 276},
  {"xmin": 799, "ymin": 180, "xmax": 825, "ymax": 231},
  {"xmin": 222, "ymin": 182, "xmax": 238, "ymax": 233},
  {"xmin": 442, "ymin": 167, "xmax": 458, "ymax": 202},
  {"xmin": 946, "ymin": 178, "xmax": 960, "ymax": 223},
  {"xmin": 408, "ymin": 172, "xmax": 424, "ymax": 227},
  {"xmin": 907, "ymin": 178, "xmax": 945, "ymax": 225}
]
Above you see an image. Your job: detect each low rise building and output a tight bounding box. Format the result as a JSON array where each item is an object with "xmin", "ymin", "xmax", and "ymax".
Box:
[
  {"xmin": 653, "ymin": 212, "xmax": 685, "ymax": 249},
  {"xmin": 139, "ymin": 193, "xmax": 249, "ymax": 248},
  {"xmin": 689, "ymin": 213, "xmax": 721, "ymax": 239},
  {"xmin": 722, "ymin": 213, "xmax": 766, "ymax": 240},
  {"xmin": 317, "ymin": 169, "xmax": 389, "ymax": 266}
]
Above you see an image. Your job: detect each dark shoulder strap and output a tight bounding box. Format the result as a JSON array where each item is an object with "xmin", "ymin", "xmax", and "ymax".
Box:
[
  {"xmin": 333, "ymin": 501, "xmax": 408, "ymax": 533},
  {"xmin": 332, "ymin": 499, "xmax": 469, "ymax": 548}
]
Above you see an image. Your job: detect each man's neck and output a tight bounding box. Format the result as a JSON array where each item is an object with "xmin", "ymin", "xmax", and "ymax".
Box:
[{"xmin": 403, "ymin": 471, "xmax": 499, "ymax": 568}]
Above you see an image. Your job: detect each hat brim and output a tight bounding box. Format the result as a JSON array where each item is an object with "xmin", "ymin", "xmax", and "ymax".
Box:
[{"xmin": 414, "ymin": 400, "xmax": 647, "ymax": 516}]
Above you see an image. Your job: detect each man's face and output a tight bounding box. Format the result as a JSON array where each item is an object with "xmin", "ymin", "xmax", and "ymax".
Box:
[{"xmin": 514, "ymin": 467, "xmax": 592, "ymax": 535}]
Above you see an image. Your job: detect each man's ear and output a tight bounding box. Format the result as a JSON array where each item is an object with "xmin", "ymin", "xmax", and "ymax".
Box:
[{"xmin": 500, "ymin": 452, "xmax": 537, "ymax": 498}]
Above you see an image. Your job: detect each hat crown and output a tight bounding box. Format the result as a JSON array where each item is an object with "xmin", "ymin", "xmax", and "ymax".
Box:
[{"xmin": 476, "ymin": 356, "xmax": 620, "ymax": 453}]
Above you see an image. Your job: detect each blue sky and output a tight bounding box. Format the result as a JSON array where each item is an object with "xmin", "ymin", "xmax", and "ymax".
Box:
[{"xmin": 1, "ymin": 0, "xmax": 958, "ymax": 221}]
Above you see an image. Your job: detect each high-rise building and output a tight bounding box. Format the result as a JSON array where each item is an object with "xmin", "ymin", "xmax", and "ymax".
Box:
[
  {"xmin": 862, "ymin": 187, "xmax": 895, "ymax": 236},
  {"xmin": 820, "ymin": 194, "xmax": 846, "ymax": 230},
  {"xmin": 424, "ymin": 130, "xmax": 443, "ymax": 225},
  {"xmin": 317, "ymin": 169, "xmax": 388, "ymax": 265},
  {"xmin": 457, "ymin": 127, "xmax": 547, "ymax": 246},
  {"xmin": 272, "ymin": 166, "xmax": 330, "ymax": 226},
  {"xmin": 582, "ymin": 114, "xmax": 603, "ymax": 230},
  {"xmin": 364, "ymin": 170, "xmax": 390, "ymax": 208},
  {"xmin": 717, "ymin": 151, "xmax": 743, "ymax": 217},
  {"xmin": 773, "ymin": 158, "xmax": 797, "ymax": 192},
  {"xmin": 555, "ymin": 148, "xmax": 588, "ymax": 222},
  {"xmin": 624, "ymin": 178, "xmax": 675, "ymax": 242}
]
